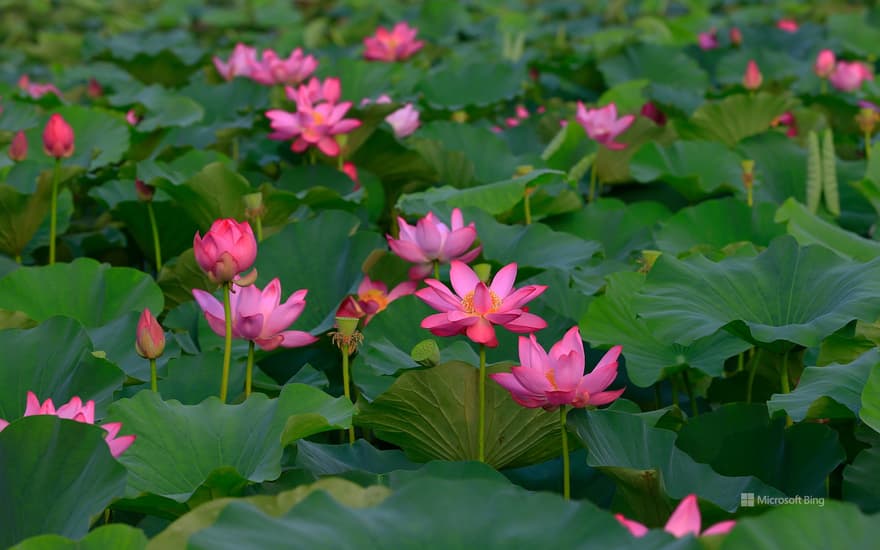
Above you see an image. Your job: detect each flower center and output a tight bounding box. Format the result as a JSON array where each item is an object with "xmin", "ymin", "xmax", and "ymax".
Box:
[
  {"xmin": 311, "ymin": 111, "xmax": 326, "ymax": 124},
  {"xmin": 360, "ymin": 289, "xmax": 390, "ymax": 313},
  {"xmin": 460, "ymin": 289, "xmax": 502, "ymax": 314},
  {"xmin": 545, "ymin": 368, "xmax": 558, "ymax": 389}
]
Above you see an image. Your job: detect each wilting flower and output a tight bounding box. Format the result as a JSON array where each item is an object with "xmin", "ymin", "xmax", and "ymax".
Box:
[
  {"xmin": 490, "ymin": 326, "xmax": 624, "ymax": 410},
  {"xmin": 213, "ymin": 43, "xmax": 258, "ymax": 80},
  {"xmin": 829, "ymin": 61, "xmax": 873, "ymax": 92},
  {"xmin": 743, "ymin": 60, "xmax": 763, "ymax": 90},
  {"xmin": 363, "ymin": 22, "xmax": 424, "ymax": 62},
  {"xmin": 386, "ymin": 104, "xmax": 420, "ymax": 137},
  {"xmin": 776, "ymin": 19, "xmax": 798, "ymax": 33},
  {"xmin": 135, "ymin": 179, "xmax": 155, "ymax": 202},
  {"xmin": 575, "ymin": 102, "xmax": 635, "ymax": 150},
  {"xmin": 249, "ymin": 48, "xmax": 318, "ymax": 86},
  {"xmin": 8, "ymin": 130, "xmax": 27, "ymax": 161},
  {"xmin": 387, "ymin": 208, "xmax": 482, "ymax": 280},
  {"xmin": 18, "ymin": 75, "xmax": 61, "ymax": 99},
  {"xmin": 135, "ymin": 308, "xmax": 165, "ymax": 359},
  {"xmin": 336, "ymin": 277, "xmax": 418, "ymax": 326},
  {"xmin": 193, "ymin": 278, "xmax": 317, "ymax": 350},
  {"xmin": 729, "ymin": 27, "xmax": 742, "ymax": 47},
  {"xmin": 43, "ymin": 114, "xmax": 75, "ymax": 159},
  {"xmin": 814, "ymin": 49, "xmax": 836, "ymax": 79},
  {"xmin": 616, "ymin": 495, "xmax": 736, "ymax": 538},
  {"xmin": 640, "ymin": 102, "xmax": 666, "ymax": 126},
  {"xmin": 193, "ymin": 218, "xmax": 258, "ymax": 284},
  {"xmin": 415, "ymin": 261, "xmax": 547, "ymax": 347},
  {"xmin": 0, "ymin": 392, "xmax": 135, "ymax": 457},
  {"xmin": 698, "ymin": 29, "xmax": 718, "ymax": 50}
]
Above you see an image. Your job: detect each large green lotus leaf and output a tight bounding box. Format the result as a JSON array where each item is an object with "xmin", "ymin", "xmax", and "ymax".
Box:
[
  {"xmin": 48, "ymin": 106, "xmax": 130, "ymax": 169},
  {"xmin": 0, "ymin": 417, "xmax": 127, "ymax": 547},
  {"xmin": 676, "ymin": 403, "xmax": 844, "ymax": 496},
  {"xmin": 775, "ymin": 198, "xmax": 880, "ymax": 262},
  {"xmin": 157, "ymin": 249, "xmax": 215, "ymax": 311},
  {"xmin": 315, "ymin": 58, "xmax": 396, "ymax": 103},
  {"xmin": 419, "ymin": 63, "xmax": 526, "ymax": 110},
  {"xmin": 156, "ymin": 350, "xmax": 246, "ymax": 405},
  {"xmin": 0, "ymin": 257, "xmax": 163, "ymax": 327},
  {"xmin": 714, "ymin": 49, "xmax": 802, "ymax": 86},
  {"xmin": 630, "ymin": 141, "xmax": 743, "ymax": 200},
  {"xmin": 293, "ymin": 440, "xmax": 419, "ymax": 478},
  {"xmin": 569, "ymin": 409, "xmax": 784, "ymax": 513},
  {"xmin": 861, "ymin": 363, "xmax": 880, "ymax": 433},
  {"xmin": 0, "ymin": 317, "xmax": 124, "ymax": 419},
  {"xmin": 654, "ymin": 198, "xmax": 783, "ymax": 254},
  {"xmin": 843, "ymin": 428, "xmax": 880, "ymax": 514},
  {"xmin": 87, "ymin": 311, "xmax": 181, "ymax": 382},
  {"xmin": 12, "ymin": 525, "xmax": 147, "ymax": 550},
  {"xmin": 720, "ymin": 501, "xmax": 880, "ymax": 549},
  {"xmin": 634, "ymin": 236, "xmax": 880, "ymax": 348},
  {"xmin": 581, "ymin": 272, "xmax": 750, "ymax": 387},
  {"xmin": 0, "ymin": 182, "xmax": 51, "ymax": 258},
  {"xmin": 412, "ymin": 122, "xmax": 518, "ymax": 184},
  {"xmin": 154, "ymin": 162, "xmax": 251, "ymax": 231},
  {"xmin": 768, "ymin": 348, "xmax": 879, "ymax": 422},
  {"xmin": 253, "ymin": 210, "xmax": 384, "ymax": 333},
  {"xmin": 106, "ymin": 384, "xmax": 353, "ymax": 501},
  {"xmin": 187, "ymin": 477, "xmax": 681, "ymax": 550},
  {"xmin": 356, "ymin": 361, "xmax": 561, "ymax": 470},
  {"xmin": 678, "ymin": 93, "xmax": 795, "ymax": 148},
  {"xmin": 828, "ymin": 12, "xmax": 880, "ymax": 58}
]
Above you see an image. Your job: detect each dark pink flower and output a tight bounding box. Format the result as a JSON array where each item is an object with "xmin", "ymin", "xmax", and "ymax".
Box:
[
  {"xmin": 616, "ymin": 495, "xmax": 736, "ymax": 538},
  {"xmin": 776, "ymin": 19, "xmax": 798, "ymax": 33},
  {"xmin": 640, "ymin": 102, "xmax": 666, "ymax": 126},
  {"xmin": 335, "ymin": 276, "xmax": 417, "ymax": 326},
  {"xmin": 575, "ymin": 103, "xmax": 635, "ymax": 150},
  {"xmin": 42, "ymin": 114, "xmax": 75, "ymax": 159},
  {"xmin": 698, "ymin": 29, "xmax": 718, "ymax": 50},
  {"xmin": 729, "ymin": 27, "xmax": 742, "ymax": 47},
  {"xmin": 193, "ymin": 218, "xmax": 258, "ymax": 284},
  {"xmin": 363, "ymin": 22, "xmax": 424, "ymax": 62},
  {"xmin": 8, "ymin": 130, "xmax": 27, "ymax": 161},
  {"xmin": 387, "ymin": 208, "xmax": 481, "ymax": 280}
]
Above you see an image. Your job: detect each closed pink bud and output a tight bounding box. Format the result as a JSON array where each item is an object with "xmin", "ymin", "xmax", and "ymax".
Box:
[
  {"xmin": 743, "ymin": 60, "xmax": 762, "ymax": 90},
  {"xmin": 193, "ymin": 218, "xmax": 258, "ymax": 284},
  {"xmin": 729, "ymin": 27, "xmax": 742, "ymax": 47},
  {"xmin": 8, "ymin": 131, "xmax": 27, "ymax": 161},
  {"xmin": 42, "ymin": 114, "xmax": 75, "ymax": 159},
  {"xmin": 135, "ymin": 308, "xmax": 165, "ymax": 359},
  {"xmin": 87, "ymin": 78, "xmax": 103, "ymax": 98},
  {"xmin": 135, "ymin": 179, "xmax": 155, "ymax": 202},
  {"xmin": 815, "ymin": 49, "xmax": 836, "ymax": 78}
]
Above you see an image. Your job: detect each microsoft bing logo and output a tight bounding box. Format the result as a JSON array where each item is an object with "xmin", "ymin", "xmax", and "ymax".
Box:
[{"xmin": 741, "ymin": 493, "xmax": 755, "ymax": 507}]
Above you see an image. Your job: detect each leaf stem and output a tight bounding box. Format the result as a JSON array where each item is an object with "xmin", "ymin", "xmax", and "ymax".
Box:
[
  {"xmin": 866, "ymin": 132, "xmax": 872, "ymax": 161},
  {"xmin": 220, "ymin": 282, "xmax": 233, "ymax": 402},
  {"xmin": 588, "ymin": 161, "xmax": 598, "ymax": 203},
  {"xmin": 524, "ymin": 187, "xmax": 532, "ymax": 225},
  {"xmin": 746, "ymin": 348, "xmax": 760, "ymax": 403},
  {"xmin": 682, "ymin": 370, "xmax": 698, "ymax": 417},
  {"xmin": 478, "ymin": 344, "xmax": 487, "ymax": 463},
  {"xmin": 780, "ymin": 350, "xmax": 790, "ymax": 394},
  {"xmin": 342, "ymin": 344, "xmax": 355, "ymax": 443},
  {"xmin": 150, "ymin": 358, "xmax": 157, "ymax": 392},
  {"xmin": 146, "ymin": 201, "xmax": 162, "ymax": 272},
  {"xmin": 245, "ymin": 340, "xmax": 255, "ymax": 398},
  {"xmin": 49, "ymin": 159, "xmax": 61, "ymax": 265},
  {"xmin": 560, "ymin": 406, "xmax": 570, "ymax": 500}
]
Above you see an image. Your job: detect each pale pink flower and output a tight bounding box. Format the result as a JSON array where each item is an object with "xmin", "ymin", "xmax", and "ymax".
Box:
[
  {"xmin": 363, "ymin": 22, "xmax": 424, "ymax": 62},
  {"xmin": 743, "ymin": 60, "xmax": 762, "ymax": 90},
  {"xmin": 249, "ymin": 48, "xmax": 318, "ymax": 86},
  {"xmin": 336, "ymin": 277, "xmax": 418, "ymax": 326},
  {"xmin": 386, "ymin": 208, "xmax": 482, "ymax": 280},
  {"xmin": 575, "ymin": 103, "xmax": 635, "ymax": 150},
  {"xmin": 385, "ymin": 103, "xmax": 420, "ymax": 137},
  {"xmin": 814, "ymin": 49, "xmax": 836, "ymax": 78},
  {"xmin": 360, "ymin": 94, "xmax": 393, "ymax": 107},
  {"xmin": 415, "ymin": 261, "xmax": 547, "ymax": 347},
  {"xmin": 213, "ymin": 43, "xmax": 258, "ymax": 80},
  {"xmin": 616, "ymin": 495, "xmax": 736, "ymax": 538},
  {"xmin": 698, "ymin": 29, "xmax": 718, "ymax": 50},
  {"xmin": 193, "ymin": 219, "xmax": 258, "ymax": 284},
  {"xmin": 829, "ymin": 61, "xmax": 874, "ymax": 92},
  {"xmin": 193, "ymin": 278, "xmax": 317, "ymax": 351},
  {"xmin": 490, "ymin": 326, "xmax": 624, "ymax": 410},
  {"xmin": 126, "ymin": 109, "xmax": 140, "ymax": 126},
  {"xmin": 18, "ymin": 75, "xmax": 61, "ymax": 99},
  {"xmin": 776, "ymin": 19, "xmax": 799, "ymax": 33}
]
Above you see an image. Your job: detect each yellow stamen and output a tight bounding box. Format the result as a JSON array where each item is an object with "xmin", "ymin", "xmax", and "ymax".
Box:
[
  {"xmin": 360, "ymin": 289, "xmax": 390, "ymax": 313},
  {"xmin": 460, "ymin": 289, "xmax": 503, "ymax": 314}
]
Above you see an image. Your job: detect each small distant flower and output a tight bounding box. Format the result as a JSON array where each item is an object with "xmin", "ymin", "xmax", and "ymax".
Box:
[
  {"xmin": 814, "ymin": 49, "xmax": 836, "ymax": 79},
  {"xmin": 43, "ymin": 114, "xmax": 75, "ymax": 159},
  {"xmin": 360, "ymin": 94, "xmax": 393, "ymax": 107},
  {"xmin": 336, "ymin": 276, "xmax": 418, "ymax": 326},
  {"xmin": 363, "ymin": 22, "xmax": 424, "ymax": 62},
  {"xmin": 135, "ymin": 179, "xmax": 155, "ymax": 202},
  {"xmin": 214, "ymin": 43, "xmax": 258, "ymax": 80},
  {"xmin": 575, "ymin": 103, "xmax": 635, "ymax": 150},
  {"xmin": 616, "ymin": 495, "xmax": 736, "ymax": 538},
  {"xmin": 771, "ymin": 111, "xmax": 798, "ymax": 137},
  {"xmin": 87, "ymin": 78, "xmax": 103, "ymax": 98},
  {"xmin": 135, "ymin": 308, "xmax": 165, "ymax": 359},
  {"xmin": 193, "ymin": 218, "xmax": 258, "ymax": 284},
  {"xmin": 386, "ymin": 103, "xmax": 420, "ymax": 137},
  {"xmin": 249, "ymin": 48, "xmax": 318, "ymax": 86},
  {"xmin": 18, "ymin": 75, "xmax": 61, "ymax": 99},
  {"xmin": 8, "ymin": 130, "xmax": 27, "ymax": 161},
  {"xmin": 193, "ymin": 278, "xmax": 318, "ymax": 350},
  {"xmin": 126, "ymin": 109, "xmax": 140, "ymax": 126},
  {"xmin": 829, "ymin": 61, "xmax": 874, "ymax": 92},
  {"xmin": 505, "ymin": 104, "xmax": 533, "ymax": 128},
  {"xmin": 743, "ymin": 60, "xmax": 763, "ymax": 90},
  {"xmin": 387, "ymin": 208, "xmax": 482, "ymax": 280},
  {"xmin": 342, "ymin": 162, "xmax": 360, "ymax": 190},
  {"xmin": 490, "ymin": 326, "xmax": 624, "ymax": 410},
  {"xmin": 0, "ymin": 391, "xmax": 135, "ymax": 457},
  {"xmin": 729, "ymin": 27, "xmax": 742, "ymax": 47},
  {"xmin": 415, "ymin": 261, "xmax": 547, "ymax": 347},
  {"xmin": 776, "ymin": 19, "xmax": 798, "ymax": 33},
  {"xmin": 640, "ymin": 102, "xmax": 666, "ymax": 126},
  {"xmin": 698, "ymin": 29, "xmax": 718, "ymax": 50}
]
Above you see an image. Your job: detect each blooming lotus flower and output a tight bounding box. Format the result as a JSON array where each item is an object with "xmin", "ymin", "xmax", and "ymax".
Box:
[
  {"xmin": 415, "ymin": 261, "xmax": 547, "ymax": 347},
  {"xmin": 18, "ymin": 75, "xmax": 61, "ymax": 99},
  {"xmin": 575, "ymin": 102, "xmax": 635, "ymax": 150},
  {"xmin": 249, "ymin": 48, "xmax": 318, "ymax": 86},
  {"xmin": 776, "ymin": 19, "xmax": 798, "ymax": 33},
  {"xmin": 193, "ymin": 218, "xmax": 258, "ymax": 284},
  {"xmin": 729, "ymin": 27, "xmax": 742, "ymax": 47},
  {"xmin": 616, "ymin": 495, "xmax": 736, "ymax": 538},
  {"xmin": 136, "ymin": 308, "xmax": 165, "ymax": 359},
  {"xmin": 286, "ymin": 77, "xmax": 342, "ymax": 105},
  {"xmin": 829, "ymin": 61, "xmax": 873, "ymax": 92},
  {"xmin": 336, "ymin": 276, "xmax": 418, "ymax": 326},
  {"xmin": 363, "ymin": 22, "xmax": 424, "ymax": 62},
  {"xmin": 640, "ymin": 102, "xmax": 666, "ymax": 126},
  {"xmin": 698, "ymin": 29, "xmax": 718, "ymax": 50},
  {"xmin": 0, "ymin": 391, "xmax": 135, "ymax": 457},
  {"xmin": 743, "ymin": 60, "xmax": 762, "ymax": 90},
  {"xmin": 214, "ymin": 43, "xmax": 258, "ymax": 80},
  {"xmin": 490, "ymin": 326, "xmax": 624, "ymax": 410},
  {"xmin": 815, "ymin": 49, "xmax": 836, "ymax": 78},
  {"xmin": 8, "ymin": 130, "xmax": 27, "ymax": 161},
  {"xmin": 42, "ymin": 114, "xmax": 74, "ymax": 159},
  {"xmin": 265, "ymin": 101, "xmax": 361, "ymax": 157},
  {"xmin": 387, "ymin": 208, "xmax": 482, "ymax": 280},
  {"xmin": 192, "ymin": 278, "xmax": 317, "ymax": 350},
  {"xmin": 386, "ymin": 103, "xmax": 420, "ymax": 137}
]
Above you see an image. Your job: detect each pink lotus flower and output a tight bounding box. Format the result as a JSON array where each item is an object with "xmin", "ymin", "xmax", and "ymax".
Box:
[
  {"xmin": 575, "ymin": 103, "xmax": 635, "ymax": 150},
  {"xmin": 616, "ymin": 495, "xmax": 736, "ymax": 538},
  {"xmin": 336, "ymin": 276, "xmax": 417, "ymax": 326},
  {"xmin": 504, "ymin": 105, "xmax": 532, "ymax": 128},
  {"xmin": 126, "ymin": 109, "xmax": 140, "ymax": 126},
  {"xmin": 415, "ymin": 261, "xmax": 547, "ymax": 347},
  {"xmin": 43, "ymin": 114, "xmax": 75, "ymax": 159},
  {"xmin": 698, "ymin": 29, "xmax": 718, "ymax": 50},
  {"xmin": 193, "ymin": 218, "xmax": 258, "ymax": 284},
  {"xmin": 288, "ymin": 77, "xmax": 342, "ymax": 105},
  {"xmin": 342, "ymin": 161, "xmax": 360, "ymax": 190},
  {"xmin": 363, "ymin": 22, "xmax": 424, "ymax": 62},
  {"xmin": 771, "ymin": 111, "xmax": 798, "ymax": 137},
  {"xmin": 386, "ymin": 104, "xmax": 420, "ymax": 137},
  {"xmin": 776, "ymin": 19, "xmax": 798, "ymax": 33},
  {"xmin": 265, "ymin": 101, "xmax": 361, "ymax": 157},
  {"xmin": 387, "ymin": 208, "xmax": 482, "ymax": 280},
  {"xmin": 743, "ymin": 60, "xmax": 763, "ymax": 90},
  {"xmin": 0, "ymin": 392, "xmax": 135, "ymax": 457},
  {"xmin": 136, "ymin": 308, "xmax": 165, "ymax": 359},
  {"xmin": 213, "ymin": 43, "xmax": 258, "ymax": 80},
  {"xmin": 815, "ymin": 49, "xmax": 836, "ymax": 78},
  {"xmin": 87, "ymin": 78, "xmax": 103, "ymax": 98},
  {"xmin": 829, "ymin": 61, "xmax": 874, "ymax": 92},
  {"xmin": 490, "ymin": 326, "xmax": 624, "ymax": 410},
  {"xmin": 8, "ymin": 130, "xmax": 27, "ymax": 161},
  {"xmin": 193, "ymin": 278, "xmax": 317, "ymax": 351},
  {"xmin": 249, "ymin": 48, "xmax": 318, "ymax": 86},
  {"xmin": 18, "ymin": 75, "xmax": 61, "ymax": 99},
  {"xmin": 729, "ymin": 27, "xmax": 742, "ymax": 47}
]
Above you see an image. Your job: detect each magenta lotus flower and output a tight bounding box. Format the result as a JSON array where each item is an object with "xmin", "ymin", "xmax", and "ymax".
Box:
[
  {"xmin": 640, "ymin": 102, "xmax": 666, "ymax": 126},
  {"xmin": 698, "ymin": 29, "xmax": 718, "ymax": 50},
  {"xmin": 266, "ymin": 102, "xmax": 361, "ymax": 157},
  {"xmin": 415, "ymin": 261, "xmax": 547, "ymax": 347},
  {"xmin": 575, "ymin": 102, "xmax": 635, "ymax": 150},
  {"xmin": 815, "ymin": 49, "xmax": 836, "ymax": 78},
  {"xmin": 616, "ymin": 495, "xmax": 736, "ymax": 538},
  {"xmin": 18, "ymin": 75, "xmax": 61, "ymax": 99},
  {"xmin": 490, "ymin": 326, "xmax": 624, "ymax": 410},
  {"xmin": 126, "ymin": 109, "xmax": 140, "ymax": 126},
  {"xmin": 387, "ymin": 208, "xmax": 482, "ymax": 280},
  {"xmin": 743, "ymin": 60, "xmax": 762, "ymax": 90},
  {"xmin": 193, "ymin": 218, "xmax": 258, "ymax": 284},
  {"xmin": 0, "ymin": 392, "xmax": 135, "ymax": 457},
  {"xmin": 249, "ymin": 48, "xmax": 318, "ymax": 86},
  {"xmin": 363, "ymin": 22, "xmax": 424, "ymax": 62},
  {"xmin": 829, "ymin": 61, "xmax": 874, "ymax": 92},
  {"xmin": 336, "ymin": 276, "xmax": 417, "ymax": 326},
  {"xmin": 286, "ymin": 77, "xmax": 342, "ymax": 105},
  {"xmin": 193, "ymin": 278, "xmax": 318, "ymax": 351},
  {"xmin": 213, "ymin": 43, "xmax": 258, "ymax": 80},
  {"xmin": 385, "ymin": 103, "xmax": 420, "ymax": 138}
]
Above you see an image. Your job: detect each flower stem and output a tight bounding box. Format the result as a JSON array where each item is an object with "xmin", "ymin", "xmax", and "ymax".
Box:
[
  {"xmin": 48, "ymin": 159, "xmax": 61, "ymax": 265},
  {"xmin": 524, "ymin": 188, "xmax": 532, "ymax": 225},
  {"xmin": 746, "ymin": 348, "xmax": 760, "ymax": 403},
  {"xmin": 254, "ymin": 215, "xmax": 263, "ymax": 243},
  {"xmin": 342, "ymin": 344, "xmax": 355, "ymax": 443},
  {"xmin": 150, "ymin": 358, "xmax": 157, "ymax": 392},
  {"xmin": 682, "ymin": 370, "xmax": 698, "ymax": 417},
  {"xmin": 220, "ymin": 282, "xmax": 233, "ymax": 403},
  {"xmin": 146, "ymin": 201, "xmax": 162, "ymax": 272},
  {"xmin": 737, "ymin": 352, "xmax": 744, "ymax": 372},
  {"xmin": 588, "ymin": 162, "xmax": 598, "ymax": 203},
  {"xmin": 478, "ymin": 344, "xmax": 487, "ymax": 463},
  {"xmin": 780, "ymin": 351, "xmax": 790, "ymax": 394},
  {"xmin": 433, "ymin": 260, "xmax": 440, "ymax": 280},
  {"xmin": 560, "ymin": 406, "xmax": 570, "ymax": 500},
  {"xmin": 245, "ymin": 340, "xmax": 255, "ymax": 398}
]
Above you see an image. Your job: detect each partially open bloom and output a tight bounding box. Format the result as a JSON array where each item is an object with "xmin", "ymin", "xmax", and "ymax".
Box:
[
  {"xmin": 193, "ymin": 218, "xmax": 258, "ymax": 284},
  {"xmin": 18, "ymin": 75, "xmax": 61, "ymax": 99},
  {"xmin": 776, "ymin": 19, "xmax": 798, "ymax": 33},
  {"xmin": 287, "ymin": 77, "xmax": 341, "ymax": 105},
  {"xmin": 0, "ymin": 392, "xmax": 135, "ymax": 457},
  {"xmin": 363, "ymin": 22, "xmax": 424, "ymax": 62},
  {"xmin": 771, "ymin": 111, "xmax": 797, "ymax": 137},
  {"xmin": 743, "ymin": 60, "xmax": 762, "ymax": 90},
  {"xmin": 814, "ymin": 49, "xmax": 836, "ymax": 79},
  {"xmin": 575, "ymin": 103, "xmax": 635, "ymax": 150},
  {"xmin": 490, "ymin": 326, "xmax": 624, "ymax": 410},
  {"xmin": 616, "ymin": 495, "xmax": 736, "ymax": 538},
  {"xmin": 249, "ymin": 48, "xmax": 318, "ymax": 86},
  {"xmin": 829, "ymin": 61, "xmax": 873, "ymax": 92},
  {"xmin": 415, "ymin": 261, "xmax": 547, "ymax": 347},
  {"xmin": 213, "ymin": 43, "xmax": 258, "ymax": 80},
  {"xmin": 336, "ymin": 277, "xmax": 418, "ymax": 326},
  {"xmin": 385, "ymin": 103, "xmax": 420, "ymax": 138},
  {"xmin": 43, "ymin": 114, "xmax": 75, "ymax": 159},
  {"xmin": 193, "ymin": 278, "xmax": 317, "ymax": 350},
  {"xmin": 8, "ymin": 130, "xmax": 27, "ymax": 161},
  {"xmin": 387, "ymin": 208, "xmax": 482, "ymax": 280},
  {"xmin": 698, "ymin": 29, "xmax": 718, "ymax": 50}
]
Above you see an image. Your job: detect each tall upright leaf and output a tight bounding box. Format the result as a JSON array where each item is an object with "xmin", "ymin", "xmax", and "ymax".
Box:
[
  {"xmin": 806, "ymin": 131, "xmax": 822, "ymax": 214},
  {"xmin": 822, "ymin": 129, "xmax": 841, "ymax": 217}
]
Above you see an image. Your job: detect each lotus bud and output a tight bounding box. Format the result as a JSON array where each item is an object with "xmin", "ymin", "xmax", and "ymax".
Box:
[
  {"xmin": 743, "ymin": 60, "xmax": 762, "ymax": 91},
  {"xmin": 8, "ymin": 130, "xmax": 27, "ymax": 161},
  {"xmin": 135, "ymin": 308, "xmax": 165, "ymax": 359},
  {"xmin": 411, "ymin": 339, "xmax": 440, "ymax": 368},
  {"xmin": 87, "ymin": 78, "xmax": 103, "ymax": 98},
  {"xmin": 639, "ymin": 250, "xmax": 662, "ymax": 273},
  {"xmin": 193, "ymin": 219, "xmax": 258, "ymax": 284},
  {"xmin": 42, "ymin": 114, "xmax": 75, "ymax": 159},
  {"xmin": 729, "ymin": 27, "xmax": 742, "ymax": 47},
  {"xmin": 472, "ymin": 263, "xmax": 492, "ymax": 284},
  {"xmin": 243, "ymin": 192, "xmax": 266, "ymax": 219},
  {"xmin": 814, "ymin": 49, "xmax": 836, "ymax": 79},
  {"xmin": 135, "ymin": 179, "xmax": 155, "ymax": 202}
]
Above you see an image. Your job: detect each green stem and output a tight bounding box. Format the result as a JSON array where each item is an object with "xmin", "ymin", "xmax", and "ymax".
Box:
[
  {"xmin": 588, "ymin": 162, "xmax": 598, "ymax": 203},
  {"xmin": 478, "ymin": 344, "xmax": 487, "ymax": 463},
  {"xmin": 747, "ymin": 186, "xmax": 753, "ymax": 208},
  {"xmin": 653, "ymin": 383, "xmax": 662, "ymax": 409},
  {"xmin": 821, "ymin": 80, "xmax": 828, "ymax": 95},
  {"xmin": 671, "ymin": 378, "xmax": 680, "ymax": 409},
  {"xmin": 220, "ymin": 282, "xmax": 233, "ymax": 402},
  {"xmin": 524, "ymin": 188, "xmax": 532, "ymax": 225},
  {"xmin": 560, "ymin": 406, "xmax": 570, "ymax": 500},
  {"xmin": 682, "ymin": 370, "xmax": 698, "ymax": 417},
  {"xmin": 146, "ymin": 201, "xmax": 162, "ymax": 272},
  {"xmin": 255, "ymin": 215, "xmax": 263, "ymax": 243},
  {"xmin": 866, "ymin": 132, "xmax": 872, "ymax": 160},
  {"xmin": 746, "ymin": 348, "xmax": 760, "ymax": 403},
  {"xmin": 49, "ymin": 159, "xmax": 60, "ymax": 265},
  {"xmin": 14, "ymin": 255, "xmax": 21, "ymax": 264},
  {"xmin": 245, "ymin": 340, "xmax": 255, "ymax": 398},
  {"xmin": 737, "ymin": 352, "xmax": 744, "ymax": 372},
  {"xmin": 150, "ymin": 358, "xmax": 157, "ymax": 392},
  {"xmin": 433, "ymin": 260, "xmax": 440, "ymax": 280},
  {"xmin": 780, "ymin": 351, "xmax": 790, "ymax": 394},
  {"xmin": 342, "ymin": 345, "xmax": 355, "ymax": 443}
]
